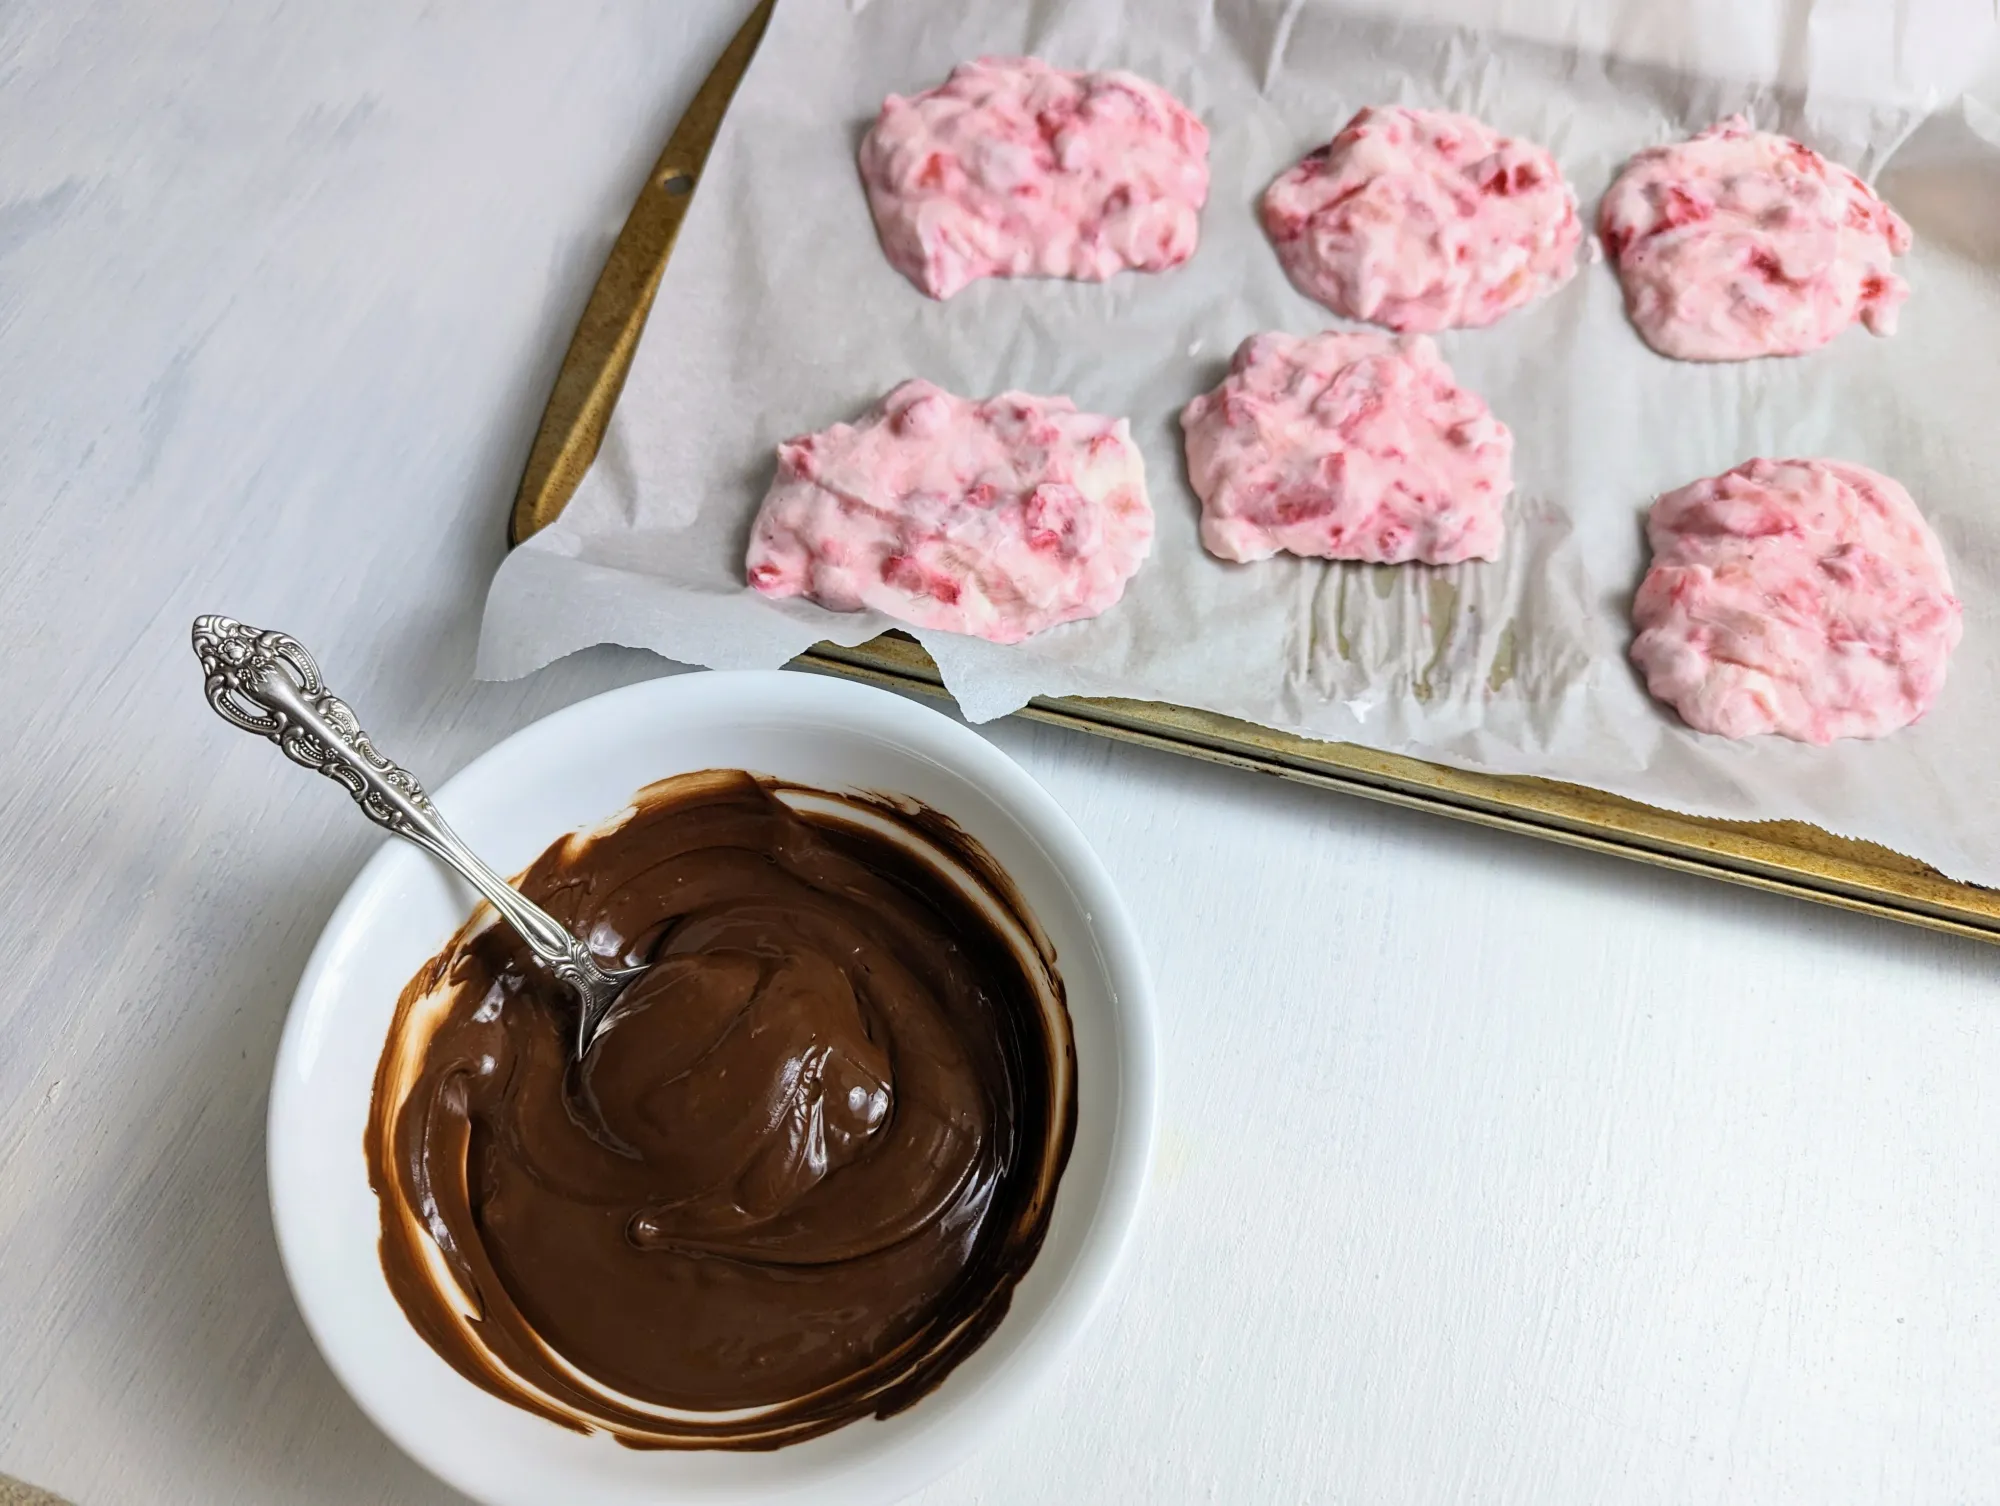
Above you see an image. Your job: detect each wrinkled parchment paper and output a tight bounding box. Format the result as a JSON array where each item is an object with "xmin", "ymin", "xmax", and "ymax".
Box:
[{"xmin": 481, "ymin": 0, "xmax": 2000, "ymax": 885}]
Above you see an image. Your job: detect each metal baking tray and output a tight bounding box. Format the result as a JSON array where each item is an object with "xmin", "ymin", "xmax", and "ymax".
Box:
[{"xmin": 506, "ymin": 0, "xmax": 2000, "ymax": 945}]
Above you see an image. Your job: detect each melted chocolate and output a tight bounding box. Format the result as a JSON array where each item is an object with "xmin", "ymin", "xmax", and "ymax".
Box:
[{"xmin": 365, "ymin": 771, "xmax": 1074, "ymax": 1449}]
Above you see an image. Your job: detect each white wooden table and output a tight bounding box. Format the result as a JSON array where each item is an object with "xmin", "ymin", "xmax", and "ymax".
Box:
[{"xmin": 3, "ymin": 5, "xmax": 1996, "ymax": 1502}]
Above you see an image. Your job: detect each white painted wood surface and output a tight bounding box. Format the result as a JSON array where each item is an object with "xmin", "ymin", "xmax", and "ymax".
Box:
[{"xmin": 2, "ymin": 4, "xmax": 1995, "ymax": 1502}]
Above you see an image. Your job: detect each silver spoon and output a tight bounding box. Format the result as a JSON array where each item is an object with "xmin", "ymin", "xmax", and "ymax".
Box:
[{"xmin": 192, "ymin": 615, "xmax": 644, "ymax": 1056}]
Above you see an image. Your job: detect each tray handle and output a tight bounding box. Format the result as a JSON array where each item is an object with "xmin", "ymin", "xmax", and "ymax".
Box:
[{"xmin": 508, "ymin": 0, "xmax": 777, "ymax": 545}]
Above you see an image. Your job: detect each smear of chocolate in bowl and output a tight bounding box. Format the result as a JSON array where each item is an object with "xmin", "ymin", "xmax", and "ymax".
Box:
[{"xmin": 365, "ymin": 770, "xmax": 1075, "ymax": 1449}]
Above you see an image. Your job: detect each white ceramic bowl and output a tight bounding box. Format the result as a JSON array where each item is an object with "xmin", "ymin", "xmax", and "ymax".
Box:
[{"xmin": 268, "ymin": 669, "xmax": 1156, "ymax": 1506}]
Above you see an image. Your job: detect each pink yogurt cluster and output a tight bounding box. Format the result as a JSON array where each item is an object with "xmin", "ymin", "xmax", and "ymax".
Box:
[
  {"xmin": 746, "ymin": 380, "xmax": 1154, "ymax": 645},
  {"xmin": 1631, "ymin": 459, "xmax": 1960, "ymax": 743},
  {"xmin": 1261, "ymin": 105, "xmax": 1582, "ymax": 333},
  {"xmin": 859, "ymin": 56, "xmax": 1210, "ymax": 300},
  {"xmin": 1181, "ymin": 331, "xmax": 1512, "ymax": 565},
  {"xmin": 1599, "ymin": 115, "xmax": 1911, "ymax": 361}
]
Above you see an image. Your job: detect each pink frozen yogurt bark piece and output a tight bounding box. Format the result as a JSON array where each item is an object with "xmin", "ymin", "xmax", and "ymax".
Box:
[
  {"xmin": 746, "ymin": 380, "xmax": 1153, "ymax": 645},
  {"xmin": 1631, "ymin": 459, "xmax": 1960, "ymax": 743},
  {"xmin": 1260, "ymin": 106, "xmax": 1581, "ymax": 332},
  {"xmin": 858, "ymin": 56, "xmax": 1210, "ymax": 300},
  {"xmin": 1599, "ymin": 116, "xmax": 1912, "ymax": 361},
  {"xmin": 1180, "ymin": 330, "xmax": 1513, "ymax": 565}
]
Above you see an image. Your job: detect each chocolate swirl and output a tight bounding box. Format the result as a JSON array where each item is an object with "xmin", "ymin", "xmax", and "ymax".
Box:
[{"xmin": 365, "ymin": 771, "xmax": 1074, "ymax": 1449}]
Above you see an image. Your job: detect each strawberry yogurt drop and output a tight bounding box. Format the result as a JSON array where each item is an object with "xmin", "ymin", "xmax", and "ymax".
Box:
[
  {"xmin": 1180, "ymin": 330, "xmax": 1513, "ymax": 565},
  {"xmin": 1599, "ymin": 116, "xmax": 1912, "ymax": 361},
  {"xmin": 746, "ymin": 380, "xmax": 1153, "ymax": 644},
  {"xmin": 1631, "ymin": 459, "xmax": 1960, "ymax": 743},
  {"xmin": 1260, "ymin": 106, "xmax": 1581, "ymax": 332},
  {"xmin": 857, "ymin": 56, "xmax": 1210, "ymax": 300}
]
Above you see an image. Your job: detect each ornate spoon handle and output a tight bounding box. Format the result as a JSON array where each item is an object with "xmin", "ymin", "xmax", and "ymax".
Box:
[{"xmin": 192, "ymin": 615, "xmax": 636, "ymax": 1045}]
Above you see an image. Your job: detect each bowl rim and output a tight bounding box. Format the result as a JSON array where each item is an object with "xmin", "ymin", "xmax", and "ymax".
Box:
[{"xmin": 265, "ymin": 667, "xmax": 1157, "ymax": 1505}]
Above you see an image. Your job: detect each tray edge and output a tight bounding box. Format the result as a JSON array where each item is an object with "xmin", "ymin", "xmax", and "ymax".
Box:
[{"xmin": 502, "ymin": 0, "xmax": 2000, "ymax": 947}]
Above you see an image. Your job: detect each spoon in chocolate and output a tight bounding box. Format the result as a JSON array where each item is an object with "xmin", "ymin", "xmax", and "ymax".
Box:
[{"xmin": 191, "ymin": 614, "xmax": 645, "ymax": 1055}]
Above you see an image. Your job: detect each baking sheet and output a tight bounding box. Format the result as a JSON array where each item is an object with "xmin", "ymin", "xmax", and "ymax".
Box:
[{"xmin": 480, "ymin": 0, "xmax": 2000, "ymax": 886}]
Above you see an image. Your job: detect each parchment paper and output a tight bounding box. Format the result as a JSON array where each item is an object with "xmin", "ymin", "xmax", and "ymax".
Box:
[{"xmin": 480, "ymin": 0, "xmax": 2000, "ymax": 885}]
